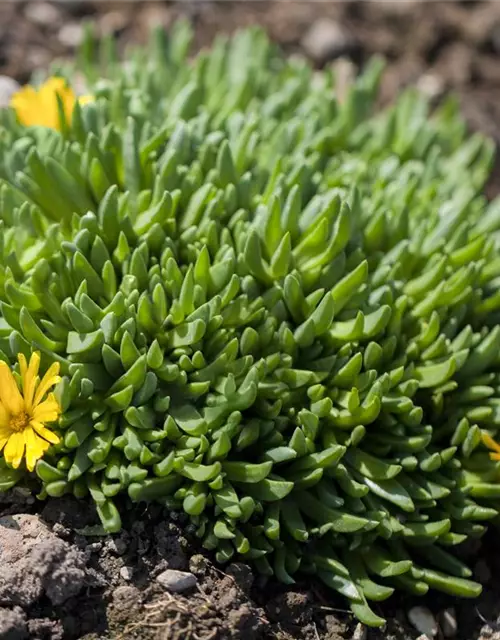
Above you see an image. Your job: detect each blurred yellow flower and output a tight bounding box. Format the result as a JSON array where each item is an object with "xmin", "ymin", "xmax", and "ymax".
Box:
[
  {"xmin": 0, "ymin": 352, "xmax": 61, "ymax": 472},
  {"xmin": 481, "ymin": 431, "xmax": 500, "ymax": 461},
  {"xmin": 10, "ymin": 77, "xmax": 92, "ymax": 131}
]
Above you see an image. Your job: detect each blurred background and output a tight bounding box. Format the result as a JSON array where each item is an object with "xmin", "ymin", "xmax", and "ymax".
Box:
[{"xmin": 1, "ymin": 0, "xmax": 500, "ymax": 195}]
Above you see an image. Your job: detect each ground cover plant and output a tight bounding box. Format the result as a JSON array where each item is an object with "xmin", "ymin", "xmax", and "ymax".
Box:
[{"xmin": 1, "ymin": 21, "xmax": 500, "ymax": 628}]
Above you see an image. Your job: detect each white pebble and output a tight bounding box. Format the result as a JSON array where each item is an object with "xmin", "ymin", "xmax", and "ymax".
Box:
[
  {"xmin": 156, "ymin": 569, "xmax": 197, "ymax": 593},
  {"xmin": 25, "ymin": 2, "xmax": 61, "ymax": 26},
  {"xmin": 439, "ymin": 608, "xmax": 457, "ymax": 638},
  {"xmin": 352, "ymin": 622, "xmax": 367, "ymax": 640},
  {"xmin": 408, "ymin": 606, "xmax": 438, "ymax": 638},
  {"xmin": 120, "ymin": 566, "xmax": 134, "ymax": 581},
  {"xmin": 58, "ymin": 23, "xmax": 84, "ymax": 48}
]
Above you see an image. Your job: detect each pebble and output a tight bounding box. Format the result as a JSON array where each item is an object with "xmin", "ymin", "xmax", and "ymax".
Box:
[
  {"xmin": 58, "ymin": 23, "xmax": 84, "ymax": 48},
  {"xmin": 352, "ymin": 622, "xmax": 367, "ymax": 640},
  {"xmin": 0, "ymin": 606, "xmax": 28, "ymax": 640},
  {"xmin": 301, "ymin": 19, "xmax": 357, "ymax": 65},
  {"xmin": 474, "ymin": 558, "xmax": 492, "ymax": 584},
  {"xmin": 439, "ymin": 608, "xmax": 457, "ymax": 638},
  {"xmin": 107, "ymin": 537, "xmax": 128, "ymax": 556},
  {"xmin": 477, "ymin": 623, "xmax": 500, "ymax": 640},
  {"xmin": 156, "ymin": 569, "xmax": 197, "ymax": 593},
  {"xmin": 417, "ymin": 73, "xmax": 445, "ymax": 101},
  {"xmin": 86, "ymin": 542, "xmax": 102, "ymax": 554},
  {"xmin": 24, "ymin": 2, "xmax": 61, "ymax": 26},
  {"xmin": 408, "ymin": 606, "xmax": 438, "ymax": 638},
  {"xmin": 0, "ymin": 76, "xmax": 20, "ymax": 109},
  {"xmin": 99, "ymin": 11, "xmax": 129, "ymax": 37},
  {"xmin": 119, "ymin": 566, "xmax": 134, "ymax": 581}
]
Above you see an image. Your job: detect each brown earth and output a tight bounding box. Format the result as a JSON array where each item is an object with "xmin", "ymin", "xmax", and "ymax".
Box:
[
  {"xmin": 2, "ymin": 2, "xmax": 500, "ymax": 639},
  {"xmin": 2, "ymin": 0, "xmax": 500, "ymax": 197}
]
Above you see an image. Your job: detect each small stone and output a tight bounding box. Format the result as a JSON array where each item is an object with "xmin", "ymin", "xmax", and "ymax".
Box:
[
  {"xmin": 301, "ymin": 19, "xmax": 357, "ymax": 65},
  {"xmin": 51, "ymin": 523, "xmax": 71, "ymax": 539},
  {"xmin": 408, "ymin": 606, "xmax": 438, "ymax": 638},
  {"xmin": 226, "ymin": 563, "xmax": 254, "ymax": 593},
  {"xmin": 156, "ymin": 569, "xmax": 197, "ymax": 593},
  {"xmin": 24, "ymin": 2, "xmax": 61, "ymax": 26},
  {"xmin": 0, "ymin": 606, "xmax": 28, "ymax": 639},
  {"xmin": 120, "ymin": 566, "xmax": 134, "ymax": 581},
  {"xmin": 352, "ymin": 622, "xmax": 367, "ymax": 640},
  {"xmin": 0, "ymin": 76, "xmax": 20, "ymax": 108},
  {"xmin": 417, "ymin": 73, "xmax": 445, "ymax": 101},
  {"xmin": 107, "ymin": 536, "xmax": 127, "ymax": 556},
  {"xmin": 474, "ymin": 558, "xmax": 491, "ymax": 584},
  {"xmin": 439, "ymin": 608, "xmax": 457, "ymax": 638},
  {"xmin": 28, "ymin": 618, "xmax": 64, "ymax": 640},
  {"xmin": 86, "ymin": 542, "xmax": 102, "ymax": 554},
  {"xmin": 58, "ymin": 23, "xmax": 84, "ymax": 48},
  {"xmin": 189, "ymin": 554, "xmax": 210, "ymax": 576},
  {"xmin": 140, "ymin": 5, "xmax": 170, "ymax": 31},
  {"xmin": 98, "ymin": 11, "xmax": 129, "ymax": 37}
]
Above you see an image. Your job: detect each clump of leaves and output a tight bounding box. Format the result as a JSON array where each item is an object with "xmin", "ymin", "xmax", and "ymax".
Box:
[{"xmin": 1, "ymin": 22, "xmax": 500, "ymax": 626}]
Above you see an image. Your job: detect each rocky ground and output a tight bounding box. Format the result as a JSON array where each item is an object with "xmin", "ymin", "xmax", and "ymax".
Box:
[
  {"xmin": 2, "ymin": 0, "xmax": 500, "ymax": 194},
  {"xmin": 2, "ymin": 1, "xmax": 500, "ymax": 639},
  {"xmin": 2, "ymin": 487, "xmax": 500, "ymax": 640}
]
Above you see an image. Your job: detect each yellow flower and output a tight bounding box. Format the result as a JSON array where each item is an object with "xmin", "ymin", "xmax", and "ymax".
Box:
[
  {"xmin": 481, "ymin": 431, "xmax": 500, "ymax": 461},
  {"xmin": 10, "ymin": 77, "xmax": 92, "ymax": 131},
  {"xmin": 0, "ymin": 353, "xmax": 61, "ymax": 472}
]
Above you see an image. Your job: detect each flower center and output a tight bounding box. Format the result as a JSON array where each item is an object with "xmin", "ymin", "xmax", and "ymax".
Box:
[{"xmin": 9, "ymin": 412, "xmax": 29, "ymax": 433}]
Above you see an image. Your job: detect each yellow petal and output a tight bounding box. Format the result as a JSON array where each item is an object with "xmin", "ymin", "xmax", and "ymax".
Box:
[
  {"xmin": 10, "ymin": 77, "xmax": 77, "ymax": 130},
  {"xmin": 24, "ymin": 427, "xmax": 50, "ymax": 472},
  {"xmin": 78, "ymin": 95, "xmax": 93, "ymax": 107},
  {"xmin": 0, "ymin": 402, "xmax": 10, "ymax": 429},
  {"xmin": 30, "ymin": 420, "xmax": 60, "ymax": 445},
  {"xmin": 482, "ymin": 432, "xmax": 500, "ymax": 454},
  {"xmin": 10, "ymin": 86, "xmax": 38, "ymax": 126},
  {"xmin": 3, "ymin": 432, "xmax": 25, "ymax": 469},
  {"xmin": 0, "ymin": 422, "xmax": 12, "ymax": 451},
  {"xmin": 40, "ymin": 77, "xmax": 71, "ymax": 125},
  {"xmin": 0, "ymin": 362, "xmax": 24, "ymax": 415},
  {"xmin": 32, "ymin": 394, "xmax": 60, "ymax": 424},
  {"xmin": 19, "ymin": 352, "xmax": 40, "ymax": 413},
  {"xmin": 490, "ymin": 452, "xmax": 500, "ymax": 461},
  {"xmin": 33, "ymin": 362, "xmax": 61, "ymax": 408}
]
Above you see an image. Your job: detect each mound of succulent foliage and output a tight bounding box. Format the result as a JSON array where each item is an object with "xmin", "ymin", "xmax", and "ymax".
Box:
[{"xmin": 2, "ymin": 21, "xmax": 500, "ymax": 626}]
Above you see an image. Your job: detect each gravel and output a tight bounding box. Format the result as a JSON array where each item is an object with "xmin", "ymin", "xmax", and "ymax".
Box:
[
  {"xmin": 440, "ymin": 608, "xmax": 458, "ymax": 638},
  {"xmin": 408, "ymin": 606, "xmax": 438, "ymax": 639},
  {"xmin": 301, "ymin": 18, "xmax": 357, "ymax": 65},
  {"xmin": 156, "ymin": 569, "xmax": 197, "ymax": 593}
]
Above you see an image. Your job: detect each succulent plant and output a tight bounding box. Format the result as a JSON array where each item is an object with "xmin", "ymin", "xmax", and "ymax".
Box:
[{"xmin": 1, "ymin": 21, "xmax": 500, "ymax": 626}]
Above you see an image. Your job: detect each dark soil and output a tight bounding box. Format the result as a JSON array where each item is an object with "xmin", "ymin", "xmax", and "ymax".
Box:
[
  {"xmin": 2, "ymin": 2, "xmax": 500, "ymax": 639},
  {"xmin": 2, "ymin": 487, "xmax": 500, "ymax": 640},
  {"xmin": 2, "ymin": 1, "xmax": 500, "ymax": 198}
]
